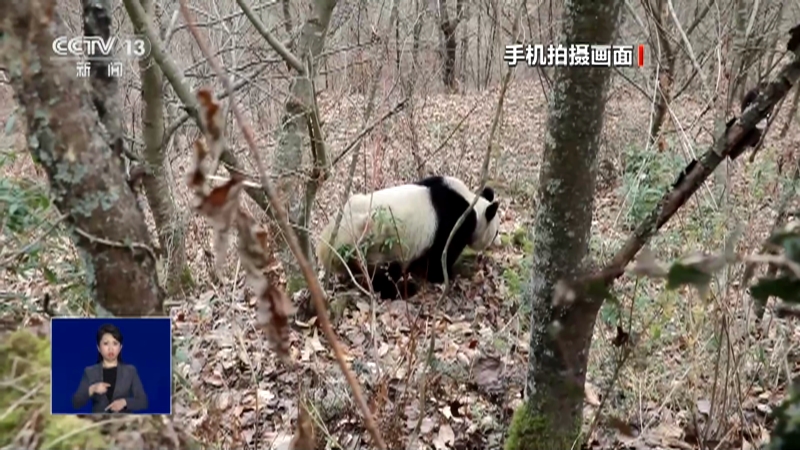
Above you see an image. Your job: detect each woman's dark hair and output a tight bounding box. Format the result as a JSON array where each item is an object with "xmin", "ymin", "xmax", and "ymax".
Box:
[{"xmin": 96, "ymin": 323, "xmax": 124, "ymax": 363}]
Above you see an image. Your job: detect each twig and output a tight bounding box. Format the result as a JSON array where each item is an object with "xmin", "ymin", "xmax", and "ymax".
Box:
[
  {"xmin": 0, "ymin": 214, "xmax": 67, "ymax": 269},
  {"xmin": 330, "ymin": 99, "xmax": 409, "ymax": 167},
  {"xmin": 416, "ymin": 98, "xmax": 483, "ymax": 172},
  {"xmin": 73, "ymin": 227, "xmax": 158, "ymax": 263},
  {"xmin": 162, "ymin": 64, "xmax": 268, "ymax": 142},
  {"xmin": 206, "ymin": 174, "xmax": 263, "ymax": 188},
  {"xmin": 744, "ymin": 254, "xmax": 800, "ymax": 279},
  {"xmin": 666, "ymin": 0, "xmax": 710, "ymax": 98},
  {"xmin": 234, "ymin": 0, "xmax": 304, "ymax": 73},
  {"xmin": 177, "ymin": 4, "xmax": 387, "ymax": 448}
]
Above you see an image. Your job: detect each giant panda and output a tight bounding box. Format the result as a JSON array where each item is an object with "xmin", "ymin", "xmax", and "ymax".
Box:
[{"xmin": 315, "ymin": 175, "xmax": 501, "ymax": 299}]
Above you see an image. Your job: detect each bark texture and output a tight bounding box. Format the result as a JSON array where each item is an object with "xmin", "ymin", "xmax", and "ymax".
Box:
[
  {"xmin": 137, "ymin": 0, "xmax": 191, "ymax": 295},
  {"xmin": 270, "ymin": 0, "xmax": 337, "ymax": 264},
  {"xmin": 0, "ymin": 1, "xmax": 163, "ymax": 316},
  {"xmin": 439, "ymin": 0, "xmax": 461, "ymax": 92},
  {"xmin": 82, "ymin": 0, "xmax": 125, "ymax": 167},
  {"xmin": 505, "ymin": 0, "xmax": 622, "ymax": 448}
]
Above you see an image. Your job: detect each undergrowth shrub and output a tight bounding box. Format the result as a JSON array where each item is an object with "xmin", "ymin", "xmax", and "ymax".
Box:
[
  {"xmin": 618, "ymin": 143, "xmax": 685, "ymax": 230},
  {"xmin": 0, "ymin": 153, "xmax": 89, "ymax": 314}
]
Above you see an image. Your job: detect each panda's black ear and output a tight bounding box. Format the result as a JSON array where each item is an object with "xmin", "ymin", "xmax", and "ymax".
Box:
[
  {"xmin": 485, "ymin": 201, "xmax": 499, "ymax": 222},
  {"xmin": 481, "ymin": 186, "xmax": 495, "ymax": 202}
]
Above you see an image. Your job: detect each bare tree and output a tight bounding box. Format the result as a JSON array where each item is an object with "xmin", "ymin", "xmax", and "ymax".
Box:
[
  {"xmin": 504, "ymin": 0, "xmax": 623, "ymax": 448},
  {"xmin": 136, "ymin": 0, "xmax": 192, "ymax": 295},
  {"xmin": 438, "ymin": 0, "xmax": 464, "ymax": 91},
  {"xmin": 646, "ymin": 0, "xmax": 677, "ymax": 146},
  {"xmin": 259, "ymin": 0, "xmax": 338, "ymax": 266},
  {"xmin": 0, "ymin": 1, "xmax": 163, "ymax": 316}
]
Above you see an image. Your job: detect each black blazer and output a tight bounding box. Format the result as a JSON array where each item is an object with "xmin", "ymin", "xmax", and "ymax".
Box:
[{"xmin": 71, "ymin": 363, "xmax": 148, "ymax": 413}]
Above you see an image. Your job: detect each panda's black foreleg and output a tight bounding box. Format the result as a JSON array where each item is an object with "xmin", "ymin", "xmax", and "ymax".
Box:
[
  {"xmin": 389, "ymin": 262, "xmax": 420, "ymax": 298},
  {"xmin": 368, "ymin": 264, "xmax": 401, "ymax": 299},
  {"xmin": 370, "ymin": 262, "xmax": 419, "ymax": 299}
]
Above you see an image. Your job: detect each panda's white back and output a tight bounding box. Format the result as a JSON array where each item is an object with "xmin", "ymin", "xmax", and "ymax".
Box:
[{"xmin": 336, "ymin": 184, "xmax": 438, "ymax": 264}]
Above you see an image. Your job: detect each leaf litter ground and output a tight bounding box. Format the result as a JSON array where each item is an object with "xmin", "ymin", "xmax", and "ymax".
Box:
[{"xmin": 1, "ymin": 78, "xmax": 799, "ymax": 449}]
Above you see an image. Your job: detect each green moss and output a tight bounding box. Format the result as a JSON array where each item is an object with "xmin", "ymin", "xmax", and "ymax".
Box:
[
  {"xmin": 504, "ymin": 402, "xmax": 577, "ymax": 450},
  {"xmin": 42, "ymin": 415, "xmax": 107, "ymax": 449},
  {"xmin": 512, "ymin": 228, "xmax": 533, "ymax": 253},
  {"xmin": 0, "ymin": 330, "xmax": 108, "ymax": 449}
]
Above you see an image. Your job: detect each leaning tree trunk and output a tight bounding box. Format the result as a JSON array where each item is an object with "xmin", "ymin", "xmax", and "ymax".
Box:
[
  {"xmin": 0, "ymin": 2, "xmax": 163, "ymax": 316},
  {"xmin": 137, "ymin": 0, "xmax": 192, "ymax": 295},
  {"xmin": 504, "ymin": 0, "xmax": 623, "ymax": 449}
]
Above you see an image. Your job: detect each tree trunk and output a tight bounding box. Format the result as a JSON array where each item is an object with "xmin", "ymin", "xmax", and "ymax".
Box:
[
  {"xmin": 439, "ymin": 6, "xmax": 459, "ymax": 92},
  {"xmin": 459, "ymin": 0, "xmax": 469, "ymax": 90},
  {"xmin": 82, "ymin": 0, "xmax": 125, "ymax": 170},
  {"xmin": 271, "ymin": 0, "xmax": 338, "ymax": 268},
  {"xmin": 505, "ymin": 0, "xmax": 622, "ymax": 448},
  {"xmin": 0, "ymin": 2, "xmax": 163, "ymax": 316},
  {"xmin": 730, "ymin": 0, "xmax": 753, "ymax": 105},
  {"xmin": 137, "ymin": 0, "xmax": 192, "ymax": 295},
  {"xmin": 647, "ymin": 0, "xmax": 676, "ymax": 147}
]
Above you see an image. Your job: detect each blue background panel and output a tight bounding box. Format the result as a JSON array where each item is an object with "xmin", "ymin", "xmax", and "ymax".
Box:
[{"xmin": 51, "ymin": 317, "xmax": 172, "ymax": 415}]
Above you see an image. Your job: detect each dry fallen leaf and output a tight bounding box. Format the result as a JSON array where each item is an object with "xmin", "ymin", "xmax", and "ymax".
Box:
[
  {"xmin": 696, "ymin": 398, "xmax": 711, "ymax": 415},
  {"xmin": 203, "ymin": 373, "xmax": 224, "ymax": 387},
  {"xmin": 607, "ymin": 415, "xmax": 638, "ymax": 441},
  {"xmin": 472, "ymin": 355, "xmax": 504, "ymax": 395},
  {"xmin": 420, "ymin": 417, "xmax": 436, "ymax": 434}
]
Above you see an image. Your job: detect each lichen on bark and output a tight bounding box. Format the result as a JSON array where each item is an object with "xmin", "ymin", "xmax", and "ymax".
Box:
[
  {"xmin": 0, "ymin": 1, "xmax": 163, "ymax": 316},
  {"xmin": 506, "ymin": 0, "xmax": 623, "ymax": 448}
]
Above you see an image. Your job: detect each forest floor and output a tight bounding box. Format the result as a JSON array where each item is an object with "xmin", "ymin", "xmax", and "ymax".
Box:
[{"xmin": 1, "ymin": 76, "xmax": 799, "ymax": 449}]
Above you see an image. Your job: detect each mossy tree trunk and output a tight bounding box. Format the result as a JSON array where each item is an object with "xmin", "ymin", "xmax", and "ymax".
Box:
[
  {"xmin": 137, "ymin": 0, "xmax": 192, "ymax": 295},
  {"xmin": 505, "ymin": 0, "xmax": 622, "ymax": 448},
  {"xmin": 0, "ymin": 2, "xmax": 163, "ymax": 316}
]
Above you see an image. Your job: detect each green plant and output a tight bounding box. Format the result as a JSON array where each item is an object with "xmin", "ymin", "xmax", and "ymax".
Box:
[
  {"xmin": 618, "ymin": 143, "xmax": 685, "ymax": 230},
  {"xmin": 0, "ymin": 156, "xmax": 51, "ymax": 235}
]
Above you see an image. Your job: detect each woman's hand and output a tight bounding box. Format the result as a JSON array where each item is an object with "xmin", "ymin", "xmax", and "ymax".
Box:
[
  {"xmin": 106, "ymin": 398, "xmax": 127, "ymax": 412},
  {"xmin": 88, "ymin": 382, "xmax": 110, "ymax": 395}
]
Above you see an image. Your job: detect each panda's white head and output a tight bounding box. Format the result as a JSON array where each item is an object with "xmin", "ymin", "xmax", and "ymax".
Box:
[
  {"xmin": 469, "ymin": 185, "xmax": 501, "ymax": 251},
  {"xmin": 437, "ymin": 176, "xmax": 501, "ymax": 251}
]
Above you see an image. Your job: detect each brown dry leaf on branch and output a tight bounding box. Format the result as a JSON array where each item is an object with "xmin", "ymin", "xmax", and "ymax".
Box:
[
  {"xmin": 196, "ymin": 87, "xmax": 226, "ymax": 162},
  {"xmin": 187, "ymin": 87, "xmax": 293, "ymax": 362},
  {"xmin": 199, "ymin": 173, "xmax": 246, "ymax": 274}
]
